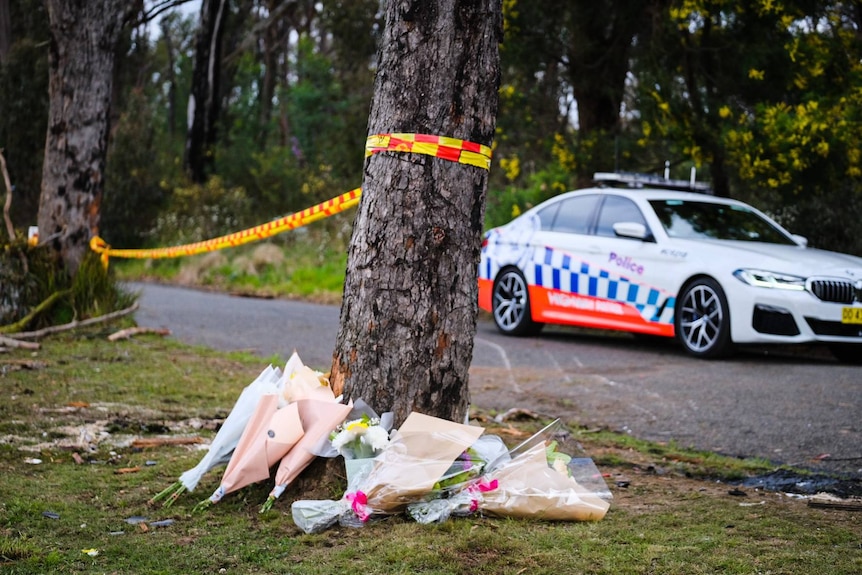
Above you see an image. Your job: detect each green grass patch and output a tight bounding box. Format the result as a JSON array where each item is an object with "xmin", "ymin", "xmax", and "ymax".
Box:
[
  {"xmin": 1, "ymin": 330, "xmax": 860, "ymax": 574},
  {"xmin": 114, "ymin": 218, "xmax": 352, "ymax": 304}
]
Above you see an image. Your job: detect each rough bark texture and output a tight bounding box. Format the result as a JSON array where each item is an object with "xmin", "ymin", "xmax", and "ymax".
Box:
[
  {"xmin": 38, "ymin": 0, "xmax": 129, "ymax": 275},
  {"xmin": 185, "ymin": 0, "xmax": 228, "ymax": 183},
  {"xmin": 331, "ymin": 0, "xmax": 502, "ymax": 427}
]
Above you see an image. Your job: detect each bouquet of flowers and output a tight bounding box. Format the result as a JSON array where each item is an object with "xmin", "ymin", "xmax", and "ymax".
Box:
[
  {"xmin": 291, "ymin": 412, "xmax": 485, "ymax": 533},
  {"xmin": 405, "ymin": 434, "xmax": 509, "ymax": 524},
  {"xmin": 149, "ymin": 364, "xmax": 283, "ymax": 507},
  {"xmin": 409, "ymin": 420, "xmax": 612, "ymax": 524},
  {"xmin": 477, "ymin": 440, "xmax": 611, "ymax": 521},
  {"xmin": 330, "ymin": 413, "xmax": 391, "ymax": 460}
]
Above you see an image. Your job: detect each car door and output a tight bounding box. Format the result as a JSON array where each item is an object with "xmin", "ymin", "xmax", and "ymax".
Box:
[{"xmin": 532, "ymin": 193, "xmax": 677, "ymax": 336}]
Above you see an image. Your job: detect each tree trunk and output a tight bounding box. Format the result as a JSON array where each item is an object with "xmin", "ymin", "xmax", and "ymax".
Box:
[
  {"xmin": 38, "ymin": 0, "xmax": 130, "ymax": 275},
  {"xmin": 330, "ymin": 0, "xmax": 502, "ymax": 427},
  {"xmin": 185, "ymin": 0, "xmax": 228, "ymax": 183},
  {"xmin": 0, "ymin": 0, "xmax": 10, "ymax": 65},
  {"xmin": 160, "ymin": 17, "xmax": 177, "ymax": 136},
  {"xmin": 567, "ymin": 0, "xmax": 650, "ymax": 134}
]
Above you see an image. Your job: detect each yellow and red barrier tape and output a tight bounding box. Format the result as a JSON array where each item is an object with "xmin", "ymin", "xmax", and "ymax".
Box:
[
  {"xmin": 365, "ymin": 133, "xmax": 492, "ymax": 170},
  {"xmin": 90, "ymin": 133, "xmax": 491, "ymax": 267}
]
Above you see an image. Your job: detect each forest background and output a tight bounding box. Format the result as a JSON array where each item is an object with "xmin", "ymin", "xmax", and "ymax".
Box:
[{"xmin": 2, "ymin": 0, "xmax": 862, "ymax": 275}]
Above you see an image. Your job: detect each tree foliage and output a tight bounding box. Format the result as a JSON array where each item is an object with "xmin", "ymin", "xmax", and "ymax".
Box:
[{"xmin": 0, "ymin": 0, "xmax": 860, "ymax": 261}]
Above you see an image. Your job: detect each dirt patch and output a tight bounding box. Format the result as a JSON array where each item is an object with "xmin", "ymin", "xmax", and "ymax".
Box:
[{"xmin": 1, "ymin": 402, "xmax": 220, "ymax": 454}]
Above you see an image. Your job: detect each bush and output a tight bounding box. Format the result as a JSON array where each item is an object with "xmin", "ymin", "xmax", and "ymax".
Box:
[{"xmin": 0, "ymin": 243, "xmax": 136, "ymax": 331}]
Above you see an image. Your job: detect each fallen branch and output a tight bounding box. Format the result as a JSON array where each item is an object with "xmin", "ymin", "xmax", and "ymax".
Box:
[
  {"xmin": 0, "ymin": 358, "xmax": 47, "ymax": 370},
  {"xmin": 4, "ymin": 302, "xmax": 139, "ymax": 340},
  {"xmin": 108, "ymin": 326, "xmax": 171, "ymax": 342},
  {"xmin": 0, "ymin": 290, "xmax": 71, "ymax": 334},
  {"xmin": 132, "ymin": 436, "xmax": 203, "ymax": 448},
  {"xmin": 0, "ymin": 335, "xmax": 40, "ymax": 350},
  {"xmin": 808, "ymin": 493, "xmax": 862, "ymax": 512}
]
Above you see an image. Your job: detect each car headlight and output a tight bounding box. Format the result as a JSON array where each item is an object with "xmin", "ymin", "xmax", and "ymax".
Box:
[{"xmin": 733, "ymin": 269, "xmax": 807, "ymax": 291}]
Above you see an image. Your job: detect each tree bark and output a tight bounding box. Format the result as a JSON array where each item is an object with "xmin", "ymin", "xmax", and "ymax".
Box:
[
  {"xmin": 160, "ymin": 17, "xmax": 178, "ymax": 136},
  {"xmin": 567, "ymin": 0, "xmax": 650, "ymax": 134},
  {"xmin": 38, "ymin": 0, "xmax": 130, "ymax": 275},
  {"xmin": 330, "ymin": 0, "xmax": 502, "ymax": 427},
  {"xmin": 185, "ymin": 0, "xmax": 228, "ymax": 183}
]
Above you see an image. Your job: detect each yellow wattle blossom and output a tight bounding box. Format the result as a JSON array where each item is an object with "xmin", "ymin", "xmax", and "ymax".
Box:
[
  {"xmin": 502, "ymin": 0, "xmax": 519, "ymax": 33},
  {"xmin": 719, "ymin": 105, "xmax": 732, "ymax": 119},
  {"xmin": 748, "ymin": 69, "xmax": 765, "ymax": 80},
  {"xmin": 499, "ymin": 156, "xmax": 521, "ymax": 182},
  {"xmin": 551, "ymin": 133, "xmax": 576, "ymax": 170},
  {"xmin": 511, "ymin": 204, "xmax": 522, "ymax": 219}
]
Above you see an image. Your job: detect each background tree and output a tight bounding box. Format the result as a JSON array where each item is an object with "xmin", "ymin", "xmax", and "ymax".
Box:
[
  {"xmin": 185, "ymin": 0, "xmax": 229, "ymax": 183},
  {"xmin": 0, "ymin": 0, "xmax": 10, "ymax": 65},
  {"xmin": 38, "ymin": 0, "xmax": 133, "ymax": 275},
  {"xmin": 630, "ymin": 1, "xmax": 862, "ymax": 252},
  {"xmin": 330, "ymin": 0, "xmax": 502, "ymax": 426},
  {"xmin": 0, "ymin": 0, "xmax": 48, "ymax": 231}
]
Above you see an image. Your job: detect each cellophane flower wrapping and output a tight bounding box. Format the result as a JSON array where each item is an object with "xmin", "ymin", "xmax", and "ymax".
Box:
[
  {"xmin": 477, "ymin": 440, "xmax": 610, "ymax": 520},
  {"xmin": 406, "ymin": 435, "xmax": 509, "ymax": 524},
  {"xmin": 407, "ymin": 419, "xmax": 612, "ymax": 524},
  {"xmin": 177, "ymin": 364, "xmax": 283, "ymax": 492},
  {"xmin": 291, "ymin": 412, "xmax": 484, "ymax": 533},
  {"xmin": 320, "ymin": 398, "xmax": 394, "ymax": 460},
  {"xmin": 475, "ymin": 420, "xmax": 612, "ymax": 521}
]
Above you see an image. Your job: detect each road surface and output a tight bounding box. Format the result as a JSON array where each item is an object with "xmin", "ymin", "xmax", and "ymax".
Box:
[{"xmin": 130, "ymin": 282, "xmax": 862, "ymax": 480}]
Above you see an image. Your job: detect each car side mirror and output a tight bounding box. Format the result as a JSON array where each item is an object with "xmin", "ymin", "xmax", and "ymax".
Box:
[
  {"xmin": 791, "ymin": 234, "xmax": 808, "ymax": 247},
  {"xmin": 613, "ymin": 221, "xmax": 653, "ymax": 242}
]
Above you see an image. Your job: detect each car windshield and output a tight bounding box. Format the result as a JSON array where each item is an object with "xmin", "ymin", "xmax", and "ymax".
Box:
[{"xmin": 649, "ymin": 199, "xmax": 796, "ymax": 244}]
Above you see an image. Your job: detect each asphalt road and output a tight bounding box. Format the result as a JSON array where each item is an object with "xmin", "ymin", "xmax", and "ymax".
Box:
[{"xmin": 130, "ymin": 282, "xmax": 862, "ymax": 479}]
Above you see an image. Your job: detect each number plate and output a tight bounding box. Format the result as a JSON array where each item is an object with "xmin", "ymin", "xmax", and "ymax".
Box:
[{"xmin": 841, "ymin": 307, "xmax": 862, "ymax": 324}]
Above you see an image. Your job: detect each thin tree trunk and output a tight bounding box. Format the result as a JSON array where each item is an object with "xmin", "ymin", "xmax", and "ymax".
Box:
[
  {"xmin": 568, "ymin": 0, "xmax": 649, "ymax": 134},
  {"xmin": 0, "ymin": 0, "xmax": 10, "ymax": 65},
  {"xmin": 38, "ymin": 0, "xmax": 130, "ymax": 275},
  {"xmin": 185, "ymin": 0, "xmax": 228, "ymax": 183},
  {"xmin": 161, "ymin": 17, "xmax": 177, "ymax": 136},
  {"xmin": 330, "ymin": 0, "xmax": 502, "ymax": 427}
]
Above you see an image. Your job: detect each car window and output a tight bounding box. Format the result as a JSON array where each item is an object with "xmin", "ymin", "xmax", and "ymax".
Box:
[
  {"xmin": 595, "ymin": 196, "xmax": 648, "ymax": 238},
  {"xmin": 541, "ymin": 194, "xmax": 601, "ymax": 234},
  {"xmin": 536, "ymin": 202, "xmax": 561, "ymax": 230},
  {"xmin": 649, "ymin": 199, "xmax": 797, "ymax": 244}
]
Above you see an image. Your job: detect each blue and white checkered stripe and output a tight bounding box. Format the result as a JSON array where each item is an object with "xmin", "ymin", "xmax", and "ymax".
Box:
[{"xmin": 527, "ymin": 247, "xmax": 675, "ymax": 325}]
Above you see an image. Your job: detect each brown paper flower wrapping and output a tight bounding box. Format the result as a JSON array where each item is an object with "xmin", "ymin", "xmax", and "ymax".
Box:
[
  {"xmin": 480, "ymin": 442, "xmax": 610, "ymax": 521},
  {"xmin": 359, "ymin": 412, "xmax": 485, "ymax": 514}
]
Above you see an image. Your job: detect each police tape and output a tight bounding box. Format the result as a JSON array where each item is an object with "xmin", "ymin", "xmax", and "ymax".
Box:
[
  {"xmin": 365, "ymin": 133, "xmax": 492, "ymax": 170},
  {"xmin": 90, "ymin": 133, "xmax": 491, "ymax": 267}
]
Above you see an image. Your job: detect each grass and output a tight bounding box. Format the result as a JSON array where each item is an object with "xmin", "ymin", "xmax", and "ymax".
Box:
[
  {"xmin": 113, "ymin": 220, "xmax": 352, "ymax": 305},
  {"xmin": 1, "ymin": 328, "xmax": 861, "ymax": 574}
]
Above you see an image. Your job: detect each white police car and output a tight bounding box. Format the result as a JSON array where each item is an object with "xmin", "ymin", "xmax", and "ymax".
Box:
[{"xmin": 478, "ymin": 173, "xmax": 862, "ymax": 362}]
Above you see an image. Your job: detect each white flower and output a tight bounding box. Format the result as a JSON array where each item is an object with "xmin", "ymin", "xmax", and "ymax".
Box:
[
  {"xmin": 362, "ymin": 425, "xmax": 390, "ymax": 452},
  {"xmin": 330, "ymin": 416, "xmax": 390, "ymax": 459}
]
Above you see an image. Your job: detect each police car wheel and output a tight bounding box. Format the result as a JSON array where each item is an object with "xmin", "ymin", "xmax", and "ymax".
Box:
[
  {"xmin": 675, "ymin": 277, "xmax": 732, "ymax": 358},
  {"xmin": 492, "ymin": 268, "xmax": 541, "ymax": 336}
]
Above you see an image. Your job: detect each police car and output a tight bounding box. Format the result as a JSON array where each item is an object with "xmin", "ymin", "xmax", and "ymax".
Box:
[{"xmin": 478, "ymin": 173, "xmax": 862, "ymax": 362}]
